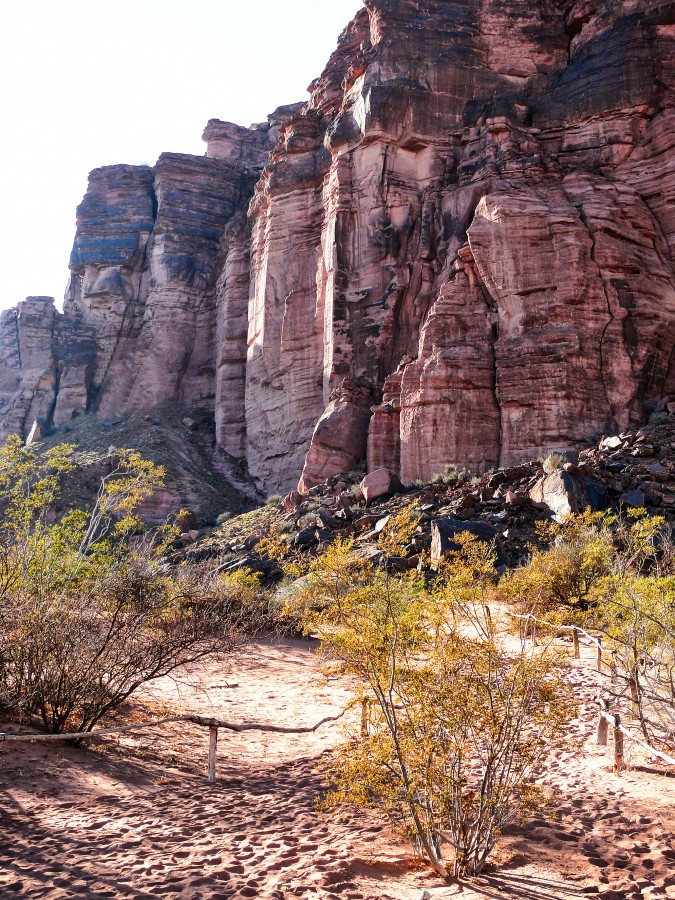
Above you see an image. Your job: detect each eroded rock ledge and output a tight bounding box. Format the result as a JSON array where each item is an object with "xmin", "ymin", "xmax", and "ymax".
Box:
[{"xmin": 2, "ymin": 0, "xmax": 674, "ymax": 500}]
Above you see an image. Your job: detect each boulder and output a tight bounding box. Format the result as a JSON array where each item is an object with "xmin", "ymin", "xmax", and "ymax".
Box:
[
  {"xmin": 430, "ymin": 517, "xmax": 505, "ymax": 568},
  {"xmin": 297, "ymin": 379, "xmax": 373, "ymax": 493},
  {"xmin": 294, "ymin": 529, "xmax": 318, "ymax": 549},
  {"xmin": 360, "ymin": 469, "xmax": 404, "ymax": 504},
  {"xmin": 529, "ymin": 471, "xmax": 600, "ymax": 523},
  {"xmin": 351, "ymin": 514, "xmax": 381, "ymax": 532},
  {"xmin": 623, "ymin": 490, "xmax": 646, "ymax": 509},
  {"xmin": 283, "ymin": 490, "xmax": 303, "ymax": 510}
]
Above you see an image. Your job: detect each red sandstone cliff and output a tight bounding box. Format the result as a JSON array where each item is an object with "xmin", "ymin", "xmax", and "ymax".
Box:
[{"xmin": 1, "ymin": 0, "xmax": 674, "ymax": 499}]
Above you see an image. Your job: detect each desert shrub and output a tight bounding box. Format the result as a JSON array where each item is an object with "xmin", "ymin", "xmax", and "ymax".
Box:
[
  {"xmin": 501, "ymin": 511, "xmax": 675, "ymax": 751},
  {"xmin": 431, "ymin": 464, "xmax": 468, "ymax": 486},
  {"xmin": 0, "ymin": 437, "xmax": 244, "ymax": 735},
  {"xmin": 174, "ymin": 507, "xmax": 197, "ymax": 532},
  {"xmin": 591, "ymin": 572, "xmax": 675, "ymax": 745},
  {"xmin": 297, "ymin": 513, "xmax": 318, "ymax": 530},
  {"xmin": 266, "ymin": 494, "xmax": 283, "ymax": 506},
  {"xmin": 216, "ymin": 511, "xmax": 233, "ymax": 526},
  {"xmin": 378, "ymin": 503, "xmax": 420, "ymax": 556},
  {"xmin": 405, "ymin": 479, "xmax": 425, "ymax": 490},
  {"xmin": 256, "ymin": 527, "xmax": 289, "ymax": 563},
  {"xmin": 500, "ymin": 512, "xmax": 615, "ymax": 617},
  {"xmin": 291, "ymin": 537, "xmax": 574, "ymax": 878},
  {"xmin": 583, "ymin": 514, "xmax": 675, "ymax": 748}
]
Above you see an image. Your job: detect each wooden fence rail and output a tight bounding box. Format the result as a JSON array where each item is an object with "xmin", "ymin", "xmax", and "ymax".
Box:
[
  {"xmin": 503, "ymin": 611, "xmax": 675, "ymax": 771},
  {"xmin": 504, "ymin": 611, "xmax": 603, "ymax": 651},
  {"xmin": 0, "ymin": 710, "xmax": 347, "ymax": 783},
  {"xmin": 595, "ymin": 700, "xmax": 675, "ymax": 769}
]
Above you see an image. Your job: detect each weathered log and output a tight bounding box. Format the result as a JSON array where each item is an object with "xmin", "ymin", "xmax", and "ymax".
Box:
[
  {"xmin": 187, "ymin": 711, "xmax": 346, "ymax": 734},
  {"xmin": 0, "ymin": 709, "xmax": 347, "ymax": 743}
]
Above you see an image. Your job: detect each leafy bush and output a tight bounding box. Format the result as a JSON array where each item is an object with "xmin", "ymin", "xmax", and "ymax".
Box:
[
  {"xmin": 174, "ymin": 507, "xmax": 197, "ymax": 532},
  {"xmin": 431, "ymin": 464, "xmax": 468, "ymax": 486},
  {"xmin": 501, "ymin": 513, "xmax": 615, "ymax": 616},
  {"xmin": 290, "ymin": 536, "xmax": 574, "ymax": 878},
  {"xmin": 503, "ymin": 511, "xmax": 675, "ymax": 751},
  {"xmin": 0, "ymin": 437, "xmax": 244, "ymax": 735}
]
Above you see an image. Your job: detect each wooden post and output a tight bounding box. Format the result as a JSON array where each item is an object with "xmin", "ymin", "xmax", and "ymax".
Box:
[
  {"xmin": 597, "ymin": 637, "xmax": 603, "ymax": 673},
  {"xmin": 361, "ymin": 698, "xmax": 370, "ymax": 738},
  {"xmin": 629, "ymin": 677, "xmax": 639, "ymax": 715},
  {"xmin": 525, "ymin": 616, "xmax": 537, "ymax": 647},
  {"xmin": 573, "ymin": 628, "xmax": 580, "ymax": 659},
  {"xmin": 610, "ymin": 650, "xmax": 618, "ymax": 681},
  {"xmin": 208, "ymin": 726, "xmax": 218, "ymax": 783},
  {"xmin": 613, "ymin": 714, "xmax": 624, "ymax": 774},
  {"xmin": 596, "ymin": 699, "xmax": 610, "ymax": 746}
]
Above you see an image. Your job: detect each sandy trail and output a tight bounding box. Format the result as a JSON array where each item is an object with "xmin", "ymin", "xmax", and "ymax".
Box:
[{"xmin": 1, "ymin": 635, "xmax": 674, "ymax": 899}]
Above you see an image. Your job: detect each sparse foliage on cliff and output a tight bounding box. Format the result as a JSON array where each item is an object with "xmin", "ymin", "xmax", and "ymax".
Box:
[{"xmin": 0, "ymin": 437, "xmax": 245, "ymax": 735}]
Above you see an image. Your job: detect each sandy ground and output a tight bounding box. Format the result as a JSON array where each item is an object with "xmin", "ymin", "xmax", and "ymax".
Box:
[{"xmin": 1, "ymin": 634, "xmax": 675, "ymax": 899}]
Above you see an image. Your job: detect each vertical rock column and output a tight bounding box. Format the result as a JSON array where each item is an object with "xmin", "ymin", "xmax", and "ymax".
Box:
[
  {"xmin": 246, "ymin": 115, "xmax": 331, "ymax": 493},
  {"xmin": 0, "ymin": 298, "xmax": 57, "ymax": 440}
]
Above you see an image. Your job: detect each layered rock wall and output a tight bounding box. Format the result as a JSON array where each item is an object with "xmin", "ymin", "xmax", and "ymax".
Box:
[{"xmin": 2, "ymin": 0, "xmax": 675, "ymax": 497}]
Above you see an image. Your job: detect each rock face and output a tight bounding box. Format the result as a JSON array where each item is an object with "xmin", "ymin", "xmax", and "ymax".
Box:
[{"xmin": 2, "ymin": 0, "xmax": 675, "ymax": 500}]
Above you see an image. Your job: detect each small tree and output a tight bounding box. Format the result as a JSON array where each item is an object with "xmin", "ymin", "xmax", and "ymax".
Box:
[
  {"xmin": 502, "ymin": 511, "xmax": 675, "ymax": 753},
  {"xmin": 293, "ymin": 537, "xmax": 574, "ymax": 878},
  {"xmin": 590, "ymin": 572, "xmax": 675, "ymax": 748},
  {"xmin": 0, "ymin": 437, "xmax": 245, "ymax": 734}
]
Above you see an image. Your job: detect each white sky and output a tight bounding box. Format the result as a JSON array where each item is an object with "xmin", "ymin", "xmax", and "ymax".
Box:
[{"xmin": 0, "ymin": 0, "xmax": 362, "ymax": 311}]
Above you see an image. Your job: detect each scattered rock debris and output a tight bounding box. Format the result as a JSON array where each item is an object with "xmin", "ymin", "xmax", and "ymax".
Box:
[{"xmin": 186, "ymin": 419, "xmax": 675, "ymax": 577}]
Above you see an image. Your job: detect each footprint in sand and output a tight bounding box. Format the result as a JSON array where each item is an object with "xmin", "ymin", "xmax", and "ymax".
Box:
[{"xmin": 587, "ymin": 856, "xmax": 610, "ymax": 867}]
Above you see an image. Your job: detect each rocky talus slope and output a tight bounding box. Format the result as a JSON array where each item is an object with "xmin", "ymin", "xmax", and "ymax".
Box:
[
  {"xmin": 2, "ymin": 0, "xmax": 675, "ymax": 506},
  {"xmin": 180, "ymin": 417, "xmax": 675, "ymax": 577}
]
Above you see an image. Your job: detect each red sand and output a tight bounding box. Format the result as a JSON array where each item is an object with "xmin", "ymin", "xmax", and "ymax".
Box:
[{"xmin": 1, "ymin": 635, "xmax": 674, "ymax": 899}]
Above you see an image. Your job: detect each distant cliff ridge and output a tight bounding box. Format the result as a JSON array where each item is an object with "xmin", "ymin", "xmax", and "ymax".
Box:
[{"xmin": 2, "ymin": 0, "xmax": 675, "ymax": 497}]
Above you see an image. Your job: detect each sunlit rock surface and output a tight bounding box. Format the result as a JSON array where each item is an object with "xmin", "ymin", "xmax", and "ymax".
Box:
[{"xmin": 2, "ymin": 0, "xmax": 674, "ymax": 497}]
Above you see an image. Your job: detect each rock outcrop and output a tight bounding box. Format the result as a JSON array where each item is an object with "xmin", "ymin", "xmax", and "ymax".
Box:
[{"xmin": 2, "ymin": 0, "xmax": 675, "ymax": 503}]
